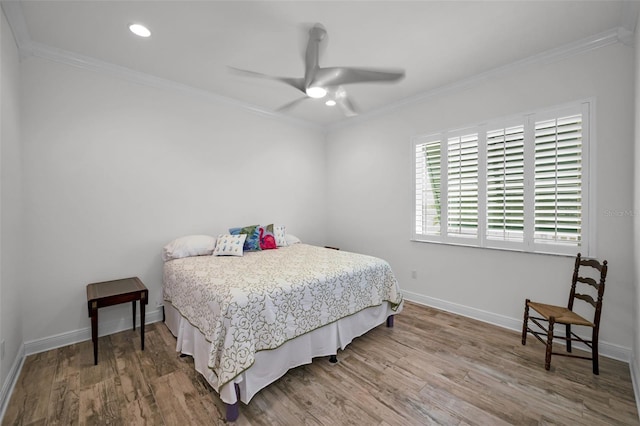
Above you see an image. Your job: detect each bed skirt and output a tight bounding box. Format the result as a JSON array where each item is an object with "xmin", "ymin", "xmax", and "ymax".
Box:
[{"xmin": 164, "ymin": 301, "xmax": 401, "ymax": 406}]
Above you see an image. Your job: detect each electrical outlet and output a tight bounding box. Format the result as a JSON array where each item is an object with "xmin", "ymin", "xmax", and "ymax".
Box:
[
  {"xmin": 1, "ymin": 339, "xmax": 5, "ymax": 361},
  {"xmin": 411, "ymin": 270, "xmax": 417, "ymax": 279}
]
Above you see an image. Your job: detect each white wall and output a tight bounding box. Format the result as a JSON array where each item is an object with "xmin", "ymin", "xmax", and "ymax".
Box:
[
  {"xmin": 19, "ymin": 56, "xmax": 327, "ymax": 343},
  {"xmin": 2, "ymin": 7, "xmax": 636, "ymax": 408},
  {"xmin": 0, "ymin": 7, "xmax": 24, "ymax": 391},
  {"xmin": 633, "ymin": 9, "xmax": 640, "ymax": 399},
  {"xmin": 326, "ymin": 42, "xmax": 635, "ymax": 356}
]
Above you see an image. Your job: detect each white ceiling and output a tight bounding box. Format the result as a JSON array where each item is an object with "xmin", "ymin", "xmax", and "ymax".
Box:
[{"xmin": 4, "ymin": 1, "xmax": 637, "ymax": 126}]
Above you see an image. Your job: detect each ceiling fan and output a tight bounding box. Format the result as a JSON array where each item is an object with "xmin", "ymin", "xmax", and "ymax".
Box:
[{"xmin": 230, "ymin": 23, "xmax": 405, "ymax": 117}]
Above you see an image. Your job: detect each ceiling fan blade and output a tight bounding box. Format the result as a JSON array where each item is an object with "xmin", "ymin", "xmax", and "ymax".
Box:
[
  {"xmin": 304, "ymin": 23, "xmax": 327, "ymax": 89},
  {"xmin": 337, "ymin": 97, "xmax": 358, "ymax": 117},
  {"xmin": 231, "ymin": 22, "xmax": 405, "ymax": 117},
  {"xmin": 276, "ymin": 97, "xmax": 308, "ymax": 112},
  {"xmin": 334, "ymin": 87, "xmax": 358, "ymax": 117},
  {"xmin": 313, "ymin": 66, "xmax": 405, "ymax": 87},
  {"xmin": 228, "ymin": 66, "xmax": 306, "ymax": 93}
]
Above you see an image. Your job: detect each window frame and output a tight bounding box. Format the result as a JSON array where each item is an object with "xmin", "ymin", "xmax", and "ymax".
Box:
[{"xmin": 411, "ymin": 100, "xmax": 594, "ymax": 257}]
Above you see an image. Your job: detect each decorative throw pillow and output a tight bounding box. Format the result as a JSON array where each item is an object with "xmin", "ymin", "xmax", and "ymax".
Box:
[
  {"xmin": 212, "ymin": 234, "xmax": 246, "ymax": 256},
  {"xmin": 162, "ymin": 235, "xmax": 216, "ymax": 261},
  {"xmin": 258, "ymin": 225, "xmax": 277, "ymax": 250},
  {"xmin": 285, "ymin": 233, "xmax": 302, "ymax": 245},
  {"xmin": 229, "ymin": 225, "xmax": 261, "ymax": 251},
  {"xmin": 272, "ymin": 224, "xmax": 287, "ymax": 247}
]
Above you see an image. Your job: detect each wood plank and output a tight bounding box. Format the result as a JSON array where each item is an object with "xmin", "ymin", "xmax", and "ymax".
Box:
[
  {"xmin": 2, "ymin": 303, "xmax": 638, "ymax": 425},
  {"xmin": 46, "ymin": 371, "xmax": 80, "ymax": 426},
  {"xmin": 120, "ymin": 394, "xmax": 165, "ymax": 425},
  {"xmin": 78, "ymin": 377, "xmax": 125, "ymax": 425},
  {"xmin": 150, "ymin": 371, "xmax": 220, "ymax": 425},
  {"xmin": 2, "ymin": 351, "xmax": 57, "ymax": 425}
]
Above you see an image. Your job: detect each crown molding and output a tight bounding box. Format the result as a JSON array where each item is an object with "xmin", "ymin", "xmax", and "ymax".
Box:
[
  {"xmin": 25, "ymin": 41, "xmax": 324, "ymax": 132},
  {"xmin": 1, "ymin": 1, "xmax": 323, "ymax": 132},
  {"xmin": 2, "ymin": 0, "xmax": 631, "ymax": 133},
  {"xmin": 328, "ymin": 27, "xmax": 628, "ymax": 132},
  {"xmin": 620, "ymin": 0, "xmax": 640, "ymax": 40},
  {"xmin": 1, "ymin": 0, "xmax": 30, "ymax": 55}
]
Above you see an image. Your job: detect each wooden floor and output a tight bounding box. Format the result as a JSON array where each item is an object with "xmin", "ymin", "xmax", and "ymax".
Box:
[{"xmin": 3, "ymin": 301, "xmax": 638, "ymax": 425}]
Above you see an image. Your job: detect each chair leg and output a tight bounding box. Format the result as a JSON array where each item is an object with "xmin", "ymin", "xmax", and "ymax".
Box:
[
  {"xmin": 545, "ymin": 317, "xmax": 555, "ymax": 371},
  {"xmin": 566, "ymin": 324, "xmax": 572, "ymax": 353},
  {"xmin": 592, "ymin": 328, "xmax": 600, "ymax": 375},
  {"xmin": 522, "ymin": 299, "xmax": 530, "ymax": 345}
]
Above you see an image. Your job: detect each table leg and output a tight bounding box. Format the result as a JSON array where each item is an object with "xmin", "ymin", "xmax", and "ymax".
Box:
[
  {"xmin": 140, "ymin": 297, "xmax": 145, "ymax": 351},
  {"xmin": 132, "ymin": 300, "xmax": 136, "ymax": 331},
  {"xmin": 90, "ymin": 303, "xmax": 98, "ymax": 365}
]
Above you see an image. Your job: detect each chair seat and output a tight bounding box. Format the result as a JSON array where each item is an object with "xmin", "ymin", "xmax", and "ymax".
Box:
[
  {"xmin": 522, "ymin": 253, "xmax": 607, "ymax": 374},
  {"xmin": 527, "ymin": 301, "xmax": 594, "ymax": 327}
]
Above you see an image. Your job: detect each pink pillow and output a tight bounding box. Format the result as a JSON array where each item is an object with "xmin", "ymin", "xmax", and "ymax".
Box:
[{"xmin": 259, "ymin": 225, "xmax": 277, "ymax": 250}]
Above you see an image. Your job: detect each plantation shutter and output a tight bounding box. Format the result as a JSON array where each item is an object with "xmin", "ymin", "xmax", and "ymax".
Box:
[
  {"xmin": 447, "ymin": 133, "xmax": 478, "ymax": 237},
  {"xmin": 412, "ymin": 100, "xmax": 590, "ymax": 256},
  {"xmin": 415, "ymin": 143, "xmax": 426, "ymax": 235},
  {"xmin": 486, "ymin": 125, "xmax": 525, "ymax": 242},
  {"xmin": 534, "ymin": 114, "xmax": 583, "ymax": 245},
  {"xmin": 415, "ymin": 139, "xmax": 441, "ymax": 236}
]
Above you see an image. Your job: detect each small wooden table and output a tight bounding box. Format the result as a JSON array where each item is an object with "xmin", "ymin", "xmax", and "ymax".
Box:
[{"xmin": 86, "ymin": 277, "xmax": 148, "ymax": 365}]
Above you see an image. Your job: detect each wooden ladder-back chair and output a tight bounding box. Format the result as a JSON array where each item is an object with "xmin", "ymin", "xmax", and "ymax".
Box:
[{"xmin": 522, "ymin": 253, "xmax": 608, "ymax": 374}]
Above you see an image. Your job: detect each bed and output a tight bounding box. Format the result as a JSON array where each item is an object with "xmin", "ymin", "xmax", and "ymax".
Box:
[{"xmin": 162, "ymin": 242, "xmax": 403, "ymax": 421}]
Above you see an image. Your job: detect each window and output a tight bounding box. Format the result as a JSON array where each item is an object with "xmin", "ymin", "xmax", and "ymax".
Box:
[
  {"xmin": 447, "ymin": 133, "xmax": 479, "ymax": 238},
  {"xmin": 413, "ymin": 101, "xmax": 592, "ymax": 256},
  {"xmin": 486, "ymin": 124, "xmax": 525, "ymax": 243}
]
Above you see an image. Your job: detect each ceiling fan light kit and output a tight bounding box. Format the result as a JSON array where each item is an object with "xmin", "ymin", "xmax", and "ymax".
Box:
[
  {"xmin": 129, "ymin": 23, "xmax": 151, "ymax": 38},
  {"xmin": 305, "ymin": 86, "xmax": 328, "ymax": 99},
  {"xmin": 230, "ymin": 23, "xmax": 405, "ymax": 117}
]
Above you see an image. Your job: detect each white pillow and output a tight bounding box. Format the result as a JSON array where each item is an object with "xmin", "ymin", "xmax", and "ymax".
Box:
[
  {"xmin": 273, "ymin": 224, "xmax": 287, "ymax": 247},
  {"xmin": 285, "ymin": 233, "xmax": 301, "ymax": 245},
  {"xmin": 213, "ymin": 234, "xmax": 247, "ymax": 256},
  {"xmin": 162, "ymin": 235, "xmax": 216, "ymax": 261}
]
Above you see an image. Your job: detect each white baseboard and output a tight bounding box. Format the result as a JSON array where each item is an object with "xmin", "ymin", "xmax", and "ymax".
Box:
[
  {"xmin": 630, "ymin": 353, "xmax": 640, "ymax": 419},
  {"xmin": 0, "ymin": 344, "xmax": 25, "ymax": 423},
  {"xmin": 0, "ymin": 308, "xmax": 163, "ymax": 424},
  {"xmin": 23, "ymin": 307, "xmax": 164, "ymax": 356},
  {"xmin": 402, "ymin": 290, "xmax": 632, "ymax": 363}
]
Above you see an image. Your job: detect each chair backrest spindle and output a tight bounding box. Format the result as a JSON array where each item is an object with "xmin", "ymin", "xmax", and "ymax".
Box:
[
  {"xmin": 567, "ymin": 253, "xmax": 582, "ymax": 311},
  {"xmin": 592, "ymin": 260, "xmax": 608, "ymax": 329},
  {"xmin": 567, "ymin": 253, "xmax": 608, "ymax": 325}
]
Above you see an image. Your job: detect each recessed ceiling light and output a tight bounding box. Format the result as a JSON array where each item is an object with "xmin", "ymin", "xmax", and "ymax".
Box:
[
  {"xmin": 306, "ymin": 86, "xmax": 327, "ymax": 99},
  {"xmin": 129, "ymin": 24, "xmax": 151, "ymax": 38},
  {"xmin": 325, "ymin": 100, "xmax": 337, "ymax": 106}
]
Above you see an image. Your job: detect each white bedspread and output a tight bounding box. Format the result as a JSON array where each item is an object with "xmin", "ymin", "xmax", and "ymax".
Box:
[{"xmin": 163, "ymin": 244, "xmax": 402, "ymax": 391}]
